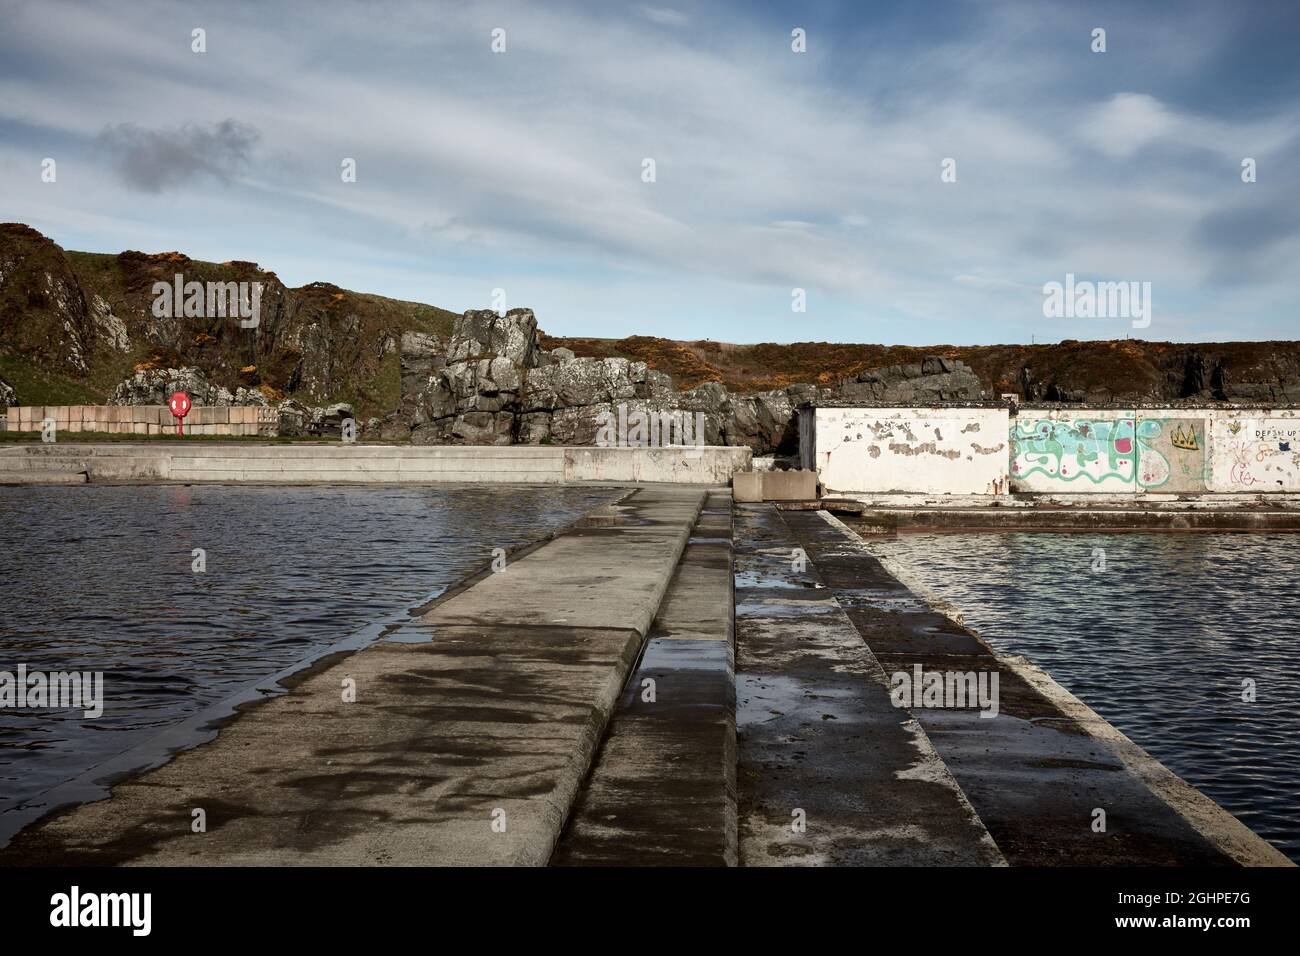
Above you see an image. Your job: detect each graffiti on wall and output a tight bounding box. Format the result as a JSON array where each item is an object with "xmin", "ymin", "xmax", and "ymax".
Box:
[
  {"xmin": 1010, "ymin": 418, "xmax": 1136, "ymax": 488},
  {"xmin": 1213, "ymin": 420, "xmax": 1300, "ymax": 490},
  {"xmin": 1134, "ymin": 417, "xmax": 1209, "ymax": 492}
]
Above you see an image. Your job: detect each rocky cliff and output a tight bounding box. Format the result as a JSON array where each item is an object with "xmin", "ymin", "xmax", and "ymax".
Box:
[
  {"xmin": 4, "ymin": 223, "xmax": 1299, "ymax": 454},
  {"xmin": 0, "ymin": 223, "xmax": 455, "ymax": 418}
]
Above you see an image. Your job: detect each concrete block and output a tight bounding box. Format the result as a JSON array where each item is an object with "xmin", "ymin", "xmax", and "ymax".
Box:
[
  {"xmin": 733, "ymin": 469, "xmax": 818, "ymax": 502},
  {"xmin": 733, "ymin": 471, "xmax": 762, "ymax": 503}
]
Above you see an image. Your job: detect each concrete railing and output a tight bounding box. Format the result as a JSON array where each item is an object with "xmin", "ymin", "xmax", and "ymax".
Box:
[
  {"xmin": 804, "ymin": 405, "xmax": 1300, "ymax": 496},
  {"xmin": 4, "ymin": 404, "xmax": 275, "ymax": 436}
]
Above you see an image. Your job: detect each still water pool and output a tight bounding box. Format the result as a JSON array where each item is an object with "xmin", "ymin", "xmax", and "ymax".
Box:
[
  {"xmin": 0, "ymin": 484, "xmax": 619, "ymax": 841},
  {"xmin": 869, "ymin": 531, "xmax": 1300, "ymax": 862}
]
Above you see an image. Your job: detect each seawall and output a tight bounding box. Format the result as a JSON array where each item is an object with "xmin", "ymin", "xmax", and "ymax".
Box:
[{"xmin": 0, "ymin": 442, "xmax": 752, "ymax": 485}]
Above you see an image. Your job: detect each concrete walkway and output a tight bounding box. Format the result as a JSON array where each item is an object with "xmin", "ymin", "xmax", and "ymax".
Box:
[
  {"xmin": 553, "ymin": 490, "xmax": 736, "ymax": 866},
  {"xmin": 0, "ymin": 486, "xmax": 704, "ymax": 866},
  {"xmin": 780, "ymin": 508, "xmax": 1291, "ymax": 867},
  {"xmin": 734, "ymin": 504, "xmax": 1004, "ymax": 866}
]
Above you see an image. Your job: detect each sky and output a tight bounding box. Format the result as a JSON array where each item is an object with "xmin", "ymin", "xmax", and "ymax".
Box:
[{"xmin": 1, "ymin": 0, "xmax": 1297, "ymax": 345}]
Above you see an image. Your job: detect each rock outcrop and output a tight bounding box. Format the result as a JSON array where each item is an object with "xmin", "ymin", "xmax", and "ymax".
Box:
[
  {"xmin": 837, "ymin": 357, "xmax": 983, "ymax": 404},
  {"xmin": 398, "ymin": 309, "xmax": 981, "ymax": 454}
]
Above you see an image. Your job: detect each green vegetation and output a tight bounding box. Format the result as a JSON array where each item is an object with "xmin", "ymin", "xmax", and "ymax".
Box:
[{"xmin": 0, "ymin": 352, "xmax": 105, "ymax": 407}]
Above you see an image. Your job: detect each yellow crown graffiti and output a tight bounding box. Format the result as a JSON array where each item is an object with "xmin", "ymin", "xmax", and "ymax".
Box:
[{"xmin": 1170, "ymin": 423, "xmax": 1199, "ymax": 451}]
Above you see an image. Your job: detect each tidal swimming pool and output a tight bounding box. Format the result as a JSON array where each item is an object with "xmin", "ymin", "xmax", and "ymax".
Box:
[
  {"xmin": 868, "ymin": 530, "xmax": 1300, "ymax": 862},
  {"xmin": 0, "ymin": 484, "xmax": 620, "ymax": 841}
]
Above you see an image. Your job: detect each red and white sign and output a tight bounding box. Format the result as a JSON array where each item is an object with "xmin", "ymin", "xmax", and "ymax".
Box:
[{"xmin": 168, "ymin": 391, "xmax": 191, "ymax": 435}]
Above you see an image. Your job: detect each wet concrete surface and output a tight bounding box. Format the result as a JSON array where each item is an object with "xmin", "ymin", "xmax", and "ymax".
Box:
[
  {"xmin": 0, "ymin": 486, "xmax": 705, "ymax": 866},
  {"xmin": 781, "ymin": 508, "xmax": 1290, "ymax": 866},
  {"xmin": 837, "ymin": 507, "xmax": 1300, "ymax": 533},
  {"xmin": 733, "ymin": 504, "xmax": 1004, "ymax": 866},
  {"xmin": 553, "ymin": 492, "xmax": 737, "ymax": 866}
]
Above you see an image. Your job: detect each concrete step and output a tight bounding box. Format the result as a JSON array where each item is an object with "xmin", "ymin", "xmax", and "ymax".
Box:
[
  {"xmin": 780, "ymin": 508, "xmax": 1291, "ymax": 867},
  {"xmin": 552, "ymin": 490, "xmax": 736, "ymax": 866},
  {"xmin": 0, "ymin": 486, "xmax": 706, "ymax": 866},
  {"xmin": 733, "ymin": 503, "xmax": 1004, "ymax": 866}
]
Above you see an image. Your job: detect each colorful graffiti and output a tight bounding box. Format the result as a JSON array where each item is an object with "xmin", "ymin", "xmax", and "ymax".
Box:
[
  {"xmin": 1010, "ymin": 418, "xmax": 1136, "ymax": 487},
  {"xmin": 1134, "ymin": 417, "xmax": 1208, "ymax": 492}
]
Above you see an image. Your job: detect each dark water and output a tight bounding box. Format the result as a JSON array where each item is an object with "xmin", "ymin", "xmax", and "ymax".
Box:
[
  {"xmin": 869, "ymin": 531, "xmax": 1300, "ymax": 862},
  {"xmin": 0, "ymin": 484, "xmax": 618, "ymax": 838}
]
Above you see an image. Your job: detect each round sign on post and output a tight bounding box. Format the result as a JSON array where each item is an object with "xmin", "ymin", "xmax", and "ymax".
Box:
[{"xmin": 168, "ymin": 391, "xmax": 192, "ymax": 436}]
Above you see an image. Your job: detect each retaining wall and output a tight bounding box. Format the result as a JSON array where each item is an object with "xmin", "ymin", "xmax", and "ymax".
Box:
[{"xmin": 4, "ymin": 404, "xmax": 275, "ymax": 436}]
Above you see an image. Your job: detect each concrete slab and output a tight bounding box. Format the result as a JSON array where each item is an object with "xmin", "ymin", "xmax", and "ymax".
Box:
[
  {"xmin": 734, "ymin": 469, "xmax": 818, "ymax": 503},
  {"xmin": 553, "ymin": 491, "xmax": 736, "ymax": 866},
  {"xmin": 733, "ymin": 504, "xmax": 1004, "ymax": 866}
]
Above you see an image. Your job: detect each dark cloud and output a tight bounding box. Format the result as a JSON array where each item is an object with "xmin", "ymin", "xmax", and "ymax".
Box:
[{"xmin": 95, "ymin": 119, "xmax": 260, "ymax": 193}]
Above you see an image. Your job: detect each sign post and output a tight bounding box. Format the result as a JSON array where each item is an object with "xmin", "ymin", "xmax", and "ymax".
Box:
[{"xmin": 168, "ymin": 391, "xmax": 192, "ymax": 436}]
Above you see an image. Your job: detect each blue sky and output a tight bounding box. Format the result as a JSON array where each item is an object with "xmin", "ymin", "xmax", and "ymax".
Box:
[{"xmin": 1, "ymin": 0, "xmax": 1297, "ymax": 344}]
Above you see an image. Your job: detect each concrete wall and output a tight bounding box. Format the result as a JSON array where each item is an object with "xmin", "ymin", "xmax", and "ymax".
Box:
[
  {"xmin": 4, "ymin": 405, "xmax": 274, "ymax": 436},
  {"xmin": 1207, "ymin": 414, "xmax": 1300, "ymax": 492},
  {"xmin": 1010, "ymin": 409, "xmax": 1300, "ymax": 494},
  {"xmin": 0, "ymin": 443, "xmax": 750, "ymax": 485},
  {"xmin": 1010, "ymin": 409, "xmax": 1138, "ymax": 492},
  {"xmin": 808, "ymin": 406, "xmax": 1010, "ymax": 496},
  {"xmin": 807, "ymin": 405, "xmax": 1300, "ymax": 496}
]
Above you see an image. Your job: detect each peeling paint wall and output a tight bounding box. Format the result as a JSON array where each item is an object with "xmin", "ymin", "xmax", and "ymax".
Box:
[
  {"xmin": 813, "ymin": 407, "xmax": 1009, "ymax": 495},
  {"xmin": 811, "ymin": 406, "xmax": 1300, "ymax": 496}
]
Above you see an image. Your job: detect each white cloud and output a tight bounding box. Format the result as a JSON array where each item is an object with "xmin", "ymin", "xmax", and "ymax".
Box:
[
  {"xmin": 0, "ymin": 0, "xmax": 1296, "ymax": 343},
  {"xmin": 639, "ymin": 6, "xmax": 689, "ymax": 27}
]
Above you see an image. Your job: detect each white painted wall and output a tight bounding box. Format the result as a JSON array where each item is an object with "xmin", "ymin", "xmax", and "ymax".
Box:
[
  {"xmin": 812, "ymin": 407, "xmax": 1009, "ymax": 495},
  {"xmin": 1206, "ymin": 411, "xmax": 1300, "ymax": 492}
]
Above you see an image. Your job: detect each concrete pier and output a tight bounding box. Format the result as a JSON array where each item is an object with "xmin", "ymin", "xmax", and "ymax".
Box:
[{"xmin": 733, "ymin": 504, "xmax": 1004, "ymax": 866}]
